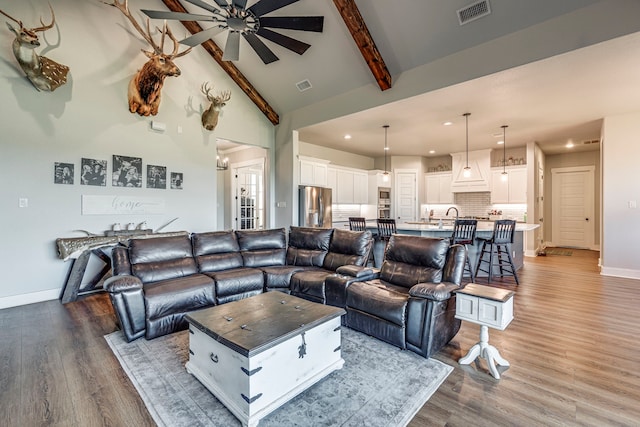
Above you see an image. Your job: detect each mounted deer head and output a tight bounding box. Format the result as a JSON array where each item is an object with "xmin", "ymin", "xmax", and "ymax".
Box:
[
  {"xmin": 201, "ymin": 82, "xmax": 231, "ymax": 131},
  {"xmin": 0, "ymin": 4, "xmax": 69, "ymax": 91},
  {"xmin": 105, "ymin": 0, "xmax": 192, "ymax": 116}
]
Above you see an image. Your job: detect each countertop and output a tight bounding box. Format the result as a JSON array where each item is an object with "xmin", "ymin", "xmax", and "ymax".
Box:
[{"xmin": 364, "ymin": 221, "xmax": 539, "ymax": 232}]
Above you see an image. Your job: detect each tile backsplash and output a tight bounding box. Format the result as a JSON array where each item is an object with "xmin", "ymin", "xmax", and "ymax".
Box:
[{"xmin": 423, "ymin": 192, "xmax": 527, "ymax": 221}]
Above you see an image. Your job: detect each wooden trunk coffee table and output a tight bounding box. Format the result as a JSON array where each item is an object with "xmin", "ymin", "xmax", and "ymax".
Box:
[{"xmin": 185, "ymin": 292, "xmax": 345, "ymax": 427}]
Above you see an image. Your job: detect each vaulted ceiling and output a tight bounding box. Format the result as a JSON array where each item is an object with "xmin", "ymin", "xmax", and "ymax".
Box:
[{"xmin": 153, "ymin": 0, "xmax": 640, "ymax": 157}]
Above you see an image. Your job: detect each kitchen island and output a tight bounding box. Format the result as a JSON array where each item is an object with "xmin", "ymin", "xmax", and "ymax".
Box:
[{"xmin": 366, "ymin": 221, "xmax": 539, "ymax": 277}]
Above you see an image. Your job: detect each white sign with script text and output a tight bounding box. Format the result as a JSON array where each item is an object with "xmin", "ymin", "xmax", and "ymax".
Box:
[{"xmin": 82, "ymin": 195, "xmax": 166, "ymax": 215}]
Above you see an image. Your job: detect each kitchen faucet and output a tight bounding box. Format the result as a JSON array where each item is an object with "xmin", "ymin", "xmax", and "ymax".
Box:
[{"xmin": 446, "ymin": 206, "xmax": 459, "ymax": 222}]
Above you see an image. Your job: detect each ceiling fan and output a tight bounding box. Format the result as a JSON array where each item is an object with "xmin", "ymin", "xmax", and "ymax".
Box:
[{"xmin": 142, "ymin": 0, "xmax": 324, "ymax": 64}]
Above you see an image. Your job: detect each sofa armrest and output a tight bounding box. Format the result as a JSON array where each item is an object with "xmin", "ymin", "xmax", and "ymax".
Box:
[
  {"xmin": 409, "ymin": 282, "xmax": 460, "ymax": 302},
  {"xmin": 103, "ymin": 275, "xmax": 146, "ymax": 342},
  {"xmin": 104, "ymin": 274, "xmax": 143, "ymax": 294},
  {"xmin": 336, "ymin": 265, "xmax": 379, "ymax": 279}
]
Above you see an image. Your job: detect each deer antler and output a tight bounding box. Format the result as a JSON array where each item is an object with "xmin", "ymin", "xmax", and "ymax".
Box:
[
  {"xmin": 31, "ymin": 3, "xmax": 55, "ymax": 33},
  {"xmin": 215, "ymin": 90, "xmax": 231, "ymax": 104},
  {"xmin": 104, "ymin": 0, "xmax": 160, "ymax": 52},
  {"xmin": 104, "ymin": 0, "xmax": 191, "ymax": 57},
  {"xmin": 0, "ymin": 8, "xmax": 23, "ymax": 27},
  {"xmin": 201, "ymin": 82, "xmax": 214, "ymax": 101}
]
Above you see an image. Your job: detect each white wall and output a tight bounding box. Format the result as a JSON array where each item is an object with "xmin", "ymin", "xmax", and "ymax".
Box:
[
  {"xmin": 299, "ymin": 141, "xmax": 374, "ymax": 170},
  {"xmin": 601, "ymin": 112, "xmax": 640, "ymax": 279},
  {"xmin": 0, "ymin": 0, "xmax": 273, "ymax": 307}
]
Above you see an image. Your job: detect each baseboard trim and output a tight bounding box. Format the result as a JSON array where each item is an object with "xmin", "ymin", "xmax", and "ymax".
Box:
[
  {"xmin": 0, "ymin": 289, "xmax": 60, "ymax": 310},
  {"xmin": 600, "ymin": 267, "xmax": 640, "ymax": 280}
]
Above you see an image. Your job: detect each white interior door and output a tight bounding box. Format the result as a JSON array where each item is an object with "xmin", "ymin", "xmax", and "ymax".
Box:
[
  {"xmin": 537, "ymin": 161, "xmax": 544, "ymax": 247},
  {"xmin": 395, "ymin": 170, "xmax": 417, "ymax": 222},
  {"xmin": 551, "ymin": 166, "xmax": 594, "ymax": 248},
  {"xmin": 232, "ymin": 159, "xmax": 265, "ymax": 230}
]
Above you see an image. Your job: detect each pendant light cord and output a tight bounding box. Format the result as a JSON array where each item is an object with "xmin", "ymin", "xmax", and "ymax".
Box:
[
  {"xmin": 463, "ymin": 113, "xmax": 470, "ymax": 168},
  {"xmin": 502, "ymin": 125, "xmax": 508, "ymax": 173},
  {"xmin": 383, "ymin": 125, "xmax": 389, "ymax": 174}
]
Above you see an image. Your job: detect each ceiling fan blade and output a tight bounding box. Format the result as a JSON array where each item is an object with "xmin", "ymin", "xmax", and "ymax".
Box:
[
  {"xmin": 141, "ymin": 10, "xmax": 217, "ymax": 22},
  {"xmin": 180, "ymin": 26, "xmax": 226, "ymax": 46},
  {"xmin": 256, "ymin": 27, "xmax": 310, "ymax": 55},
  {"xmin": 243, "ymin": 33, "xmax": 278, "ymax": 64},
  {"xmin": 210, "ymin": 0, "xmax": 229, "ymax": 7},
  {"xmin": 183, "ymin": 0, "xmax": 222, "ymax": 14},
  {"xmin": 249, "ymin": 0, "xmax": 299, "ymax": 18},
  {"xmin": 222, "ymin": 31, "xmax": 241, "ymax": 61},
  {"xmin": 259, "ymin": 16, "xmax": 324, "ymax": 32},
  {"xmin": 232, "ymin": 0, "xmax": 248, "ymax": 10}
]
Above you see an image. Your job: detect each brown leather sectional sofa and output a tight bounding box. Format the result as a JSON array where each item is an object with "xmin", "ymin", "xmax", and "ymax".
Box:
[
  {"xmin": 105, "ymin": 226, "xmax": 374, "ymax": 342},
  {"xmin": 105, "ymin": 226, "xmax": 466, "ymax": 358}
]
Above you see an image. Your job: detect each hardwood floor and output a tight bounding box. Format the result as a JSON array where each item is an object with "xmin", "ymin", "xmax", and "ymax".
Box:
[{"xmin": 1, "ymin": 249, "xmax": 638, "ymax": 426}]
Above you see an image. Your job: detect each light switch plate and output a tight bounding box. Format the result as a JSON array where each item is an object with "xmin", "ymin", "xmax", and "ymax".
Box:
[
  {"xmin": 19, "ymin": 198, "xmax": 28, "ymax": 208},
  {"xmin": 629, "ymin": 200, "xmax": 637, "ymax": 209}
]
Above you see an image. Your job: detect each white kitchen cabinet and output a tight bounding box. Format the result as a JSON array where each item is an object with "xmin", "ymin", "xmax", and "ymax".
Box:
[
  {"xmin": 326, "ymin": 167, "xmax": 337, "ymax": 196},
  {"xmin": 329, "ymin": 166, "xmax": 369, "ymax": 204},
  {"xmin": 491, "ymin": 166, "xmax": 526, "ymax": 203},
  {"xmin": 353, "ymin": 171, "xmax": 368, "ymax": 204},
  {"xmin": 299, "ymin": 157, "xmax": 329, "ymax": 187},
  {"xmin": 425, "ymin": 172, "xmax": 453, "ymax": 204},
  {"xmin": 450, "ymin": 149, "xmax": 492, "ymax": 192},
  {"xmin": 336, "ymin": 169, "xmax": 354, "ymax": 203}
]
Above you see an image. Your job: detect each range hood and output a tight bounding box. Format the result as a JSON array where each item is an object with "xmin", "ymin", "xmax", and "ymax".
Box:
[{"xmin": 450, "ymin": 149, "xmax": 492, "ymax": 192}]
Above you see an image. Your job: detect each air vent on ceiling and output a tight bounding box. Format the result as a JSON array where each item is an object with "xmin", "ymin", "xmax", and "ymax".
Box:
[
  {"xmin": 582, "ymin": 139, "xmax": 600, "ymax": 145},
  {"xmin": 457, "ymin": 0, "xmax": 491, "ymax": 25},
  {"xmin": 296, "ymin": 79, "xmax": 312, "ymax": 92}
]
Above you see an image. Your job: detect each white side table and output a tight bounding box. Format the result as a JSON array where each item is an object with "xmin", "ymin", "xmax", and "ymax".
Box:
[{"xmin": 454, "ymin": 283, "xmax": 515, "ymax": 379}]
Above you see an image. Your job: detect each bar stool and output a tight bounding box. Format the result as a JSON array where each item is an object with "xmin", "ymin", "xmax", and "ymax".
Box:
[
  {"xmin": 475, "ymin": 219, "xmax": 519, "ymax": 285},
  {"xmin": 375, "ymin": 218, "xmax": 396, "ymax": 268},
  {"xmin": 350, "ymin": 217, "xmax": 375, "ymax": 266},
  {"xmin": 450, "ymin": 219, "xmax": 477, "ymax": 282},
  {"xmin": 376, "ymin": 218, "xmax": 396, "ymax": 242},
  {"xmin": 348, "ymin": 217, "xmax": 367, "ymax": 231}
]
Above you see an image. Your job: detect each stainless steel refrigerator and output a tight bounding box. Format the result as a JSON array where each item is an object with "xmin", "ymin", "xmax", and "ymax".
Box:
[{"xmin": 298, "ymin": 186, "xmax": 332, "ymax": 228}]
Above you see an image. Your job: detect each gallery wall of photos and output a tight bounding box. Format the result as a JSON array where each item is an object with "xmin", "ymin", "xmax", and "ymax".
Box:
[{"xmin": 54, "ymin": 155, "xmax": 184, "ymax": 190}]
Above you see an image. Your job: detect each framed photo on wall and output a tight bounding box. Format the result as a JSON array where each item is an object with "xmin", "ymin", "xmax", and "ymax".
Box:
[
  {"xmin": 54, "ymin": 162, "xmax": 74, "ymax": 184},
  {"xmin": 112, "ymin": 155, "xmax": 142, "ymax": 188},
  {"xmin": 171, "ymin": 172, "xmax": 183, "ymax": 189},
  {"xmin": 147, "ymin": 165, "xmax": 167, "ymax": 189},
  {"xmin": 81, "ymin": 158, "xmax": 107, "ymax": 186}
]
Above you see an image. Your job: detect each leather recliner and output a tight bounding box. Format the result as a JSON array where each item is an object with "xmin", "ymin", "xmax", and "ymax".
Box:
[
  {"xmin": 107, "ymin": 235, "xmax": 216, "ymax": 341},
  {"xmin": 343, "ymin": 234, "xmax": 466, "ymax": 358},
  {"xmin": 290, "ymin": 227, "xmax": 374, "ymax": 304}
]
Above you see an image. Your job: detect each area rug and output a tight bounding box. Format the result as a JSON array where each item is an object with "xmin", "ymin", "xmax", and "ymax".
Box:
[
  {"xmin": 544, "ymin": 248, "xmax": 573, "ymax": 256},
  {"xmin": 105, "ymin": 327, "xmax": 452, "ymax": 427}
]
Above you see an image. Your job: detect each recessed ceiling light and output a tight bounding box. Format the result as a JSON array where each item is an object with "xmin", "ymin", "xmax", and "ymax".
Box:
[
  {"xmin": 497, "ymin": 140, "xmax": 504, "ymax": 145},
  {"xmin": 429, "ymin": 150, "xmax": 436, "ymax": 154},
  {"xmin": 344, "ymin": 134, "xmax": 352, "ymax": 140},
  {"xmin": 443, "ymin": 121, "xmax": 453, "ymax": 126},
  {"xmin": 566, "ymin": 142, "xmax": 574, "ymax": 148}
]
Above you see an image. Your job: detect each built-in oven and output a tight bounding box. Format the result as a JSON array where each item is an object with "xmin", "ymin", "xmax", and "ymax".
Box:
[{"xmin": 378, "ymin": 187, "xmax": 391, "ymax": 218}]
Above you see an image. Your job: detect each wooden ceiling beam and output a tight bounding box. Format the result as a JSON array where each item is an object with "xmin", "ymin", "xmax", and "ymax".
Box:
[
  {"xmin": 332, "ymin": 0, "xmax": 392, "ymax": 91},
  {"xmin": 161, "ymin": 0, "xmax": 279, "ymax": 125}
]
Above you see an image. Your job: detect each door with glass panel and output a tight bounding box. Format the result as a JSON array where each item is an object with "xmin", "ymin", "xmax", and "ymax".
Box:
[{"xmin": 232, "ymin": 160, "xmax": 264, "ymax": 230}]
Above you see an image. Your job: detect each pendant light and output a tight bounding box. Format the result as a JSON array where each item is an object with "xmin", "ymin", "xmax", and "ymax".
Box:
[
  {"xmin": 382, "ymin": 125, "xmax": 390, "ymax": 182},
  {"xmin": 501, "ymin": 125, "xmax": 508, "ymax": 181},
  {"xmin": 463, "ymin": 113, "xmax": 471, "ymax": 178},
  {"xmin": 216, "ymin": 150, "xmax": 228, "ymax": 171}
]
